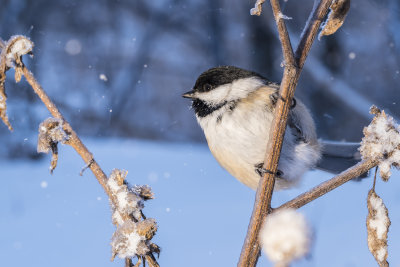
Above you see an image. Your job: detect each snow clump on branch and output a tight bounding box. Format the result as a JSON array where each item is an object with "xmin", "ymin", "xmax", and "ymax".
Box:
[
  {"xmin": 360, "ymin": 106, "xmax": 400, "ymax": 180},
  {"xmin": 107, "ymin": 169, "xmax": 145, "ymax": 223},
  {"xmin": 3, "ymin": 35, "xmax": 33, "ymax": 68},
  {"xmin": 367, "ymin": 189, "xmax": 390, "ymax": 267},
  {"xmin": 107, "ymin": 169, "xmax": 159, "ymax": 262}
]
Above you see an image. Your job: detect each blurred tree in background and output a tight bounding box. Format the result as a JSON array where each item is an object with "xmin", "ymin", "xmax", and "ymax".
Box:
[{"xmin": 0, "ymin": 0, "xmax": 399, "ymax": 158}]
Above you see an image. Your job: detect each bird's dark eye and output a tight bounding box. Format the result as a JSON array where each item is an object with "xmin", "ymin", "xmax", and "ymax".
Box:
[{"xmin": 203, "ymin": 83, "xmax": 212, "ymax": 92}]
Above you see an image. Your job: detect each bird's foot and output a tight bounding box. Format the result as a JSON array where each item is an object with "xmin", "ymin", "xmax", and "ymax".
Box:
[
  {"xmin": 270, "ymin": 91, "xmax": 296, "ymax": 109},
  {"xmin": 255, "ymin": 163, "xmax": 284, "ymax": 177}
]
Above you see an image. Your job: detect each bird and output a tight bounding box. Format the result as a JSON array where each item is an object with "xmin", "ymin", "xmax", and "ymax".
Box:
[{"xmin": 182, "ymin": 65, "xmax": 324, "ymax": 190}]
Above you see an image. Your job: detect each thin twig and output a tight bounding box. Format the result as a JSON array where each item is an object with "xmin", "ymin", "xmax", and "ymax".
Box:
[
  {"xmin": 372, "ymin": 166, "xmax": 378, "ymax": 191},
  {"xmin": 126, "ymin": 258, "xmax": 133, "ymax": 267},
  {"xmin": 238, "ymin": 1, "xmax": 334, "ymax": 266},
  {"xmin": 0, "ymin": 35, "xmax": 159, "ymax": 266},
  {"xmin": 20, "ymin": 64, "xmax": 160, "ymax": 266},
  {"xmin": 21, "ymin": 65, "xmax": 129, "ymax": 219},
  {"xmin": 269, "ymin": 0, "xmax": 296, "ymax": 67},
  {"xmin": 295, "ymin": 0, "xmax": 334, "ymax": 68},
  {"xmin": 145, "ymin": 254, "xmax": 160, "ymax": 267},
  {"xmin": 275, "ymin": 158, "xmax": 378, "ymax": 211}
]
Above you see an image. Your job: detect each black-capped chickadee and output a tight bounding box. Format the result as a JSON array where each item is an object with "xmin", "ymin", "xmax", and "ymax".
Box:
[{"xmin": 182, "ymin": 66, "xmax": 321, "ymax": 190}]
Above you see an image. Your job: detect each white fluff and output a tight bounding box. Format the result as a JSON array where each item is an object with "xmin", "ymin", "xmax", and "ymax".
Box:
[
  {"xmin": 192, "ymin": 77, "xmax": 266, "ymax": 105},
  {"xmin": 107, "ymin": 169, "xmax": 144, "ymax": 220},
  {"xmin": 360, "ymin": 109, "xmax": 400, "ymax": 180},
  {"xmin": 111, "ymin": 221, "xmax": 145, "ymax": 258},
  {"xmin": 260, "ymin": 209, "xmax": 311, "ymax": 264},
  {"xmin": 368, "ymin": 193, "xmax": 390, "ymax": 240}
]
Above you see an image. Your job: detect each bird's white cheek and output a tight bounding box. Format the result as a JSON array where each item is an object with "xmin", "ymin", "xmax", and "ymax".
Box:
[{"xmin": 195, "ymin": 84, "xmax": 231, "ymax": 105}]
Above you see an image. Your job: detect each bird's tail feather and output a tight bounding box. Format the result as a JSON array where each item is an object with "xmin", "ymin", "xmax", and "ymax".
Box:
[{"xmin": 316, "ymin": 140, "xmax": 368, "ymax": 179}]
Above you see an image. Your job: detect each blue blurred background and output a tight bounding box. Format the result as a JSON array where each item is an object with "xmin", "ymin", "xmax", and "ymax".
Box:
[{"xmin": 0, "ymin": 0, "xmax": 399, "ymax": 266}]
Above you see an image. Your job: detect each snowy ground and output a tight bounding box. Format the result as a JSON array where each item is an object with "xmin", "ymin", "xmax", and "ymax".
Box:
[{"xmin": 1, "ymin": 138, "xmax": 399, "ymax": 267}]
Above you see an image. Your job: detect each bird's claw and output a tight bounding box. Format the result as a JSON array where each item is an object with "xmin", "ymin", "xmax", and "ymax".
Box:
[
  {"xmin": 255, "ymin": 163, "xmax": 284, "ymax": 177},
  {"xmin": 270, "ymin": 91, "xmax": 296, "ymax": 109}
]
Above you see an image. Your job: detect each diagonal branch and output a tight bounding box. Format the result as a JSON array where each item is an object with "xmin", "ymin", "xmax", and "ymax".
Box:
[
  {"xmin": 295, "ymin": 0, "xmax": 335, "ymax": 68},
  {"xmin": 269, "ymin": 0, "xmax": 295, "ymax": 66},
  {"xmin": 238, "ymin": 1, "xmax": 334, "ymax": 266},
  {"xmin": 21, "ymin": 66, "xmax": 125, "ymax": 214},
  {"xmin": 19, "ymin": 59, "xmax": 159, "ymax": 267},
  {"xmin": 275, "ymin": 158, "xmax": 378, "ymax": 211}
]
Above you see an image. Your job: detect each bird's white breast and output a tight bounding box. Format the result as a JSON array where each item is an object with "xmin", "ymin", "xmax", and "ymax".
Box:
[
  {"xmin": 197, "ymin": 86, "xmax": 321, "ymax": 190},
  {"xmin": 197, "ymin": 87, "xmax": 275, "ymax": 189}
]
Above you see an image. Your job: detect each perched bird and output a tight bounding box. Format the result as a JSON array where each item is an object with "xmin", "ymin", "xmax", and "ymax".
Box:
[{"xmin": 182, "ymin": 66, "xmax": 322, "ymax": 190}]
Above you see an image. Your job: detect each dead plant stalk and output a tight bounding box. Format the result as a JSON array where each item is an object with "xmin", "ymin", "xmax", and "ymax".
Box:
[
  {"xmin": 238, "ymin": 0, "xmax": 338, "ymax": 266},
  {"xmin": 20, "ymin": 65, "xmax": 158, "ymax": 267}
]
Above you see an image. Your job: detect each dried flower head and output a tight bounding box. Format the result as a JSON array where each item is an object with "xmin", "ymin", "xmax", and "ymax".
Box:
[
  {"xmin": 133, "ymin": 185, "xmax": 154, "ymax": 200},
  {"xmin": 111, "ymin": 220, "xmax": 148, "ymax": 260},
  {"xmin": 0, "ymin": 36, "xmax": 33, "ymax": 131},
  {"xmin": 136, "ymin": 219, "xmax": 158, "ymax": 240},
  {"xmin": 2, "ymin": 35, "xmax": 33, "ymax": 69},
  {"xmin": 367, "ymin": 189, "xmax": 390, "ymax": 267},
  {"xmin": 37, "ymin": 117, "xmax": 69, "ymax": 173},
  {"xmin": 360, "ymin": 106, "xmax": 400, "ymax": 181},
  {"xmin": 107, "ymin": 169, "xmax": 144, "ymax": 221},
  {"xmin": 107, "ymin": 170, "xmax": 159, "ymax": 264}
]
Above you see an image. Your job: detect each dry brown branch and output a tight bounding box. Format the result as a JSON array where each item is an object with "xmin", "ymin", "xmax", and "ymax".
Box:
[
  {"xmin": 126, "ymin": 258, "xmax": 133, "ymax": 267},
  {"xmin": 21, "ymin": 65, "xmax": 124, "ymax": 208},
  {"xmin": 238, "ymin": 1, "xmax": 335, "ymax": 266},
  {"xmin": 275, "ymin": 158, "xmax": 378, "ymax": 211},
  {"xmin": 0, "ymin": 36, "xmax": 159, "ymax": 267},
  {"xmin": 145, "ymin": 254, "xmax": 159, "ymax": 267},
  {"xmin": 250, "ymin": 0, "xmax": 266, "ymax": 16}
]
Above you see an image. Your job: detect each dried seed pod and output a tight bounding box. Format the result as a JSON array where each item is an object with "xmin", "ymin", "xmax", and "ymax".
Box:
[
  {"xmin": 136, "ymin": 219, "xmax": 157, "ymax": 240},
  {"xmin": 111, "ymin": 220, "xmax": 147, "ymax": 259},
  {"xmin": 4, "ymin": 35, "xmax": 34, "ymax": 68},
  {"xmin": 37, "ymin": 117, "xmax": 69, "ymax": 173},
  {"xmin": 133, "ymin": 185, "xmax": 154, "ymax": 200},
  {"xmin": 367, "ymin": 189, "xmax": 390, "ymax": 267},
  {"xmin": 319, "ymin": 0, "xmax": 351, "ymax": 39},
  {"xmin": 107, "ymin": 169, "xmax": 144, "ymax": 220},
  {"xmin": 250, "ymin": 0, "xmax": 266, "ymax": 16}
]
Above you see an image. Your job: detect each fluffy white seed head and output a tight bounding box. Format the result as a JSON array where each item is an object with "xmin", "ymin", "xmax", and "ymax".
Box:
[{"xmin": 260, "ymin": 209, "xmax": 311, "ymax": 265}]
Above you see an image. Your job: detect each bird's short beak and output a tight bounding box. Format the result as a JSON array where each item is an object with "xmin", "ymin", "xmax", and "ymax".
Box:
[{"xmin": 182, "ymin": 90, "xmax": 195, "ymax": 99}]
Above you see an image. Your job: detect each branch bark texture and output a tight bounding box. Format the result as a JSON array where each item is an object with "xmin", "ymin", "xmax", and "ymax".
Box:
[
  {"xmin": 276, "ymin": 158, "xmax": 378, "ymax": 211},
  {"xmin": 22, "ymin": 66, "xmax": 127, "ymax": 219},
  {"xmin": 238, "ymin": 1, "xmax": 334, "ymax": 266},
  {"xmin": 20, "ymin": 65, "xmax": 159, "ymax": 267}
]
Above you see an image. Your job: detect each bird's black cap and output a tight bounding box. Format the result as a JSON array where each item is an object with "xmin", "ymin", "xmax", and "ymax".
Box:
[{"xmin": 192, "ymin": 66, "xmax": 267, "ymax": 94}]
